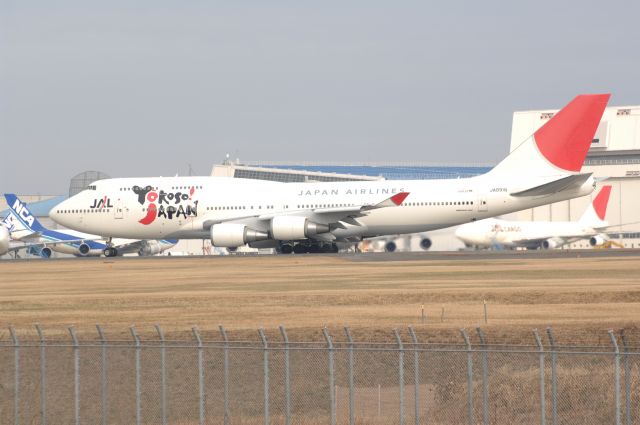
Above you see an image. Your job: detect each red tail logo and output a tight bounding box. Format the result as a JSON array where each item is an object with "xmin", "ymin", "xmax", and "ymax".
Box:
[
  {"xmin": 593, "ymin": 185, "xmax": 612, "ymax": 220},
  {"xmin": 534, "ymin": 94, "xmax": 610, "ymax": 172}
]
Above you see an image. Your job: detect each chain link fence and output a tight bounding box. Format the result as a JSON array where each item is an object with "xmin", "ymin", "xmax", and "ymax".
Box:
[{"xmin": 0, "ymin": 325, "xmax": 637, "ymax": 425}]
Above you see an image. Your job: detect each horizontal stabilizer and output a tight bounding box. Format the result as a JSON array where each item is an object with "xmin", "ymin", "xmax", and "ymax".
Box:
[{"xmin": 510, "ymin": 173, "xmax": 592, "ymax": 197}]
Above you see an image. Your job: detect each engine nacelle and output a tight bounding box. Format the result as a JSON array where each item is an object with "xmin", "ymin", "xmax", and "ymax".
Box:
[
  {"xmin": 211, "ymin": 223, "xmax": 269, "ymax": 247},
  {"xmin": 420, "ymin": 238, "xmax": 432, "ymax": 251},
  {"xmin": 589, "ymin": 234, "xmax": 609, "ymax": 247},
  {"xmin": 41, "ymin": 247, "xmax": 52, "ymax": 258},
  {"xmin": 270, "ymin": 216, "xmax": 330, "ymax": 240},
  {"xmin": 541, "ymin": 238, "xmax": 561, "ymax": 250},
  {"xmin": 139, "ymin": 240, "xmax": 163, "ymax": 256},
  {"xmin": 78, "ymin": 243, "xmax": 91, "ymax": 256},
  {"xmin": 0, "ymin": 227, "xmax": 9, "ymax": 255}
]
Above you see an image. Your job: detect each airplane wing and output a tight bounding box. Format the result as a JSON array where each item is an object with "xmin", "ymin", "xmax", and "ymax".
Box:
[
  {"xmin": 202, "ymin": 192, "xmax": 410, "ymax": 230},
  {"xmin": 5, "ymin": 238, "xmax": 98, "ymax": 253}
]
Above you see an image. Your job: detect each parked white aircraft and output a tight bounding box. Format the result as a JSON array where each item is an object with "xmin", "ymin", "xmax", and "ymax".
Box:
[
  {"xmin": 51, "ymin": 94, "xmax": 610, "ymax": 255},
  {"xmin": 455, "ymin": 185, "xmax": 613, "ymax": 249}
]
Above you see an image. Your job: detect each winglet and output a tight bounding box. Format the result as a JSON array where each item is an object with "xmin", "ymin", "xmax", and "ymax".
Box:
[
  {"xmin": 363, "ymin": 192, "xmax": 410, "ymax": 210},
  {"xmin": 390, "ymin": 192, "xmax": 410, "ymax": 206}
]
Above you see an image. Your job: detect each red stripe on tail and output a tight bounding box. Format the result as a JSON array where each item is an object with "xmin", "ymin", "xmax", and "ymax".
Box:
[
  {"xmin": 534, "ymin": 94, "xmax": 610, "ymax": 172},
  {"xmin": 593, "ymin": 185, "xmax": 612, "ymax": 220}
]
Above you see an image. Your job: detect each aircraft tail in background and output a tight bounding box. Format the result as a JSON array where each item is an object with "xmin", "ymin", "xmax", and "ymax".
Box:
[
  {"xmin": 579, "ymin": 185, "xmax": 612, "ymax": 228},
  {"xmin": 3, "ymin": 194, "xmax": 46, "ymax": 236}
]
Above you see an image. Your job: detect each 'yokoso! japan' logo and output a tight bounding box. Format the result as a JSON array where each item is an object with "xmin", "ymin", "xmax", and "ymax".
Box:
[{"xmin": 132, "ymin": 185, "xmax": 198, "ymax": 225}]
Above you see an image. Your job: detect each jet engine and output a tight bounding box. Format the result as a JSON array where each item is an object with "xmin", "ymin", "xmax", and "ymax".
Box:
[
  {"xmin": 589, "ymin": 234, "xmax": 609, "ymax": 247},
  {"xmin": 384, "ymin": 241, "xmax": 397, "ymax": 252},
  {"xmin": 541, "ymin": 238, "xmax": 562, "ymax": 249},
  {"xmin": 41, "ymin": 247, "xmax": 52, "ymax": 258},
  {"xmin": 211, "ymin": 223, "xmax": 269, "ymax": 247},
  {"xmin": 138, "ymin": 240, "xmax": 163, "ymax": 256},
  {"xmin": 420, "ymin": 238, "xmax": 432, "ymax": 251},
  {"xmin": 270, "ymin": 216, "xmax": 330, "ymax": 240},
  {"xmin": 78, "ymin": 243, "xmax": 91, "ymax": 256},
  {"xmin": 0, "ymin": 227, "xmax": 9, "ymax": 255}
]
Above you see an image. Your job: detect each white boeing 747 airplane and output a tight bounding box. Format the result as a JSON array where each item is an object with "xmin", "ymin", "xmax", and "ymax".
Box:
[
  {"xmin": 50, "ymin": 94, "xmax": 609, "ymax": 255},
  {"xmin": 455, "ymin": 185, "xmax": 614, "ymax": 249}
]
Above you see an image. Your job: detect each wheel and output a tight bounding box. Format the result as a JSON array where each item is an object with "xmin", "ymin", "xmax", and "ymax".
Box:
[
  {"xmin": 110, "ymin": 248, "xmax": 118, "ymax": 257},
  {"xmin": 103, "ymin": 248, "xmax": 112, "ymax": 257},
  {"xmin": 293, "ymin": 244, "xmax": 307, "ymax": 254},
  {"xmin": 280, "ymin": 244, "xmax": 293, "ymax": 254}
]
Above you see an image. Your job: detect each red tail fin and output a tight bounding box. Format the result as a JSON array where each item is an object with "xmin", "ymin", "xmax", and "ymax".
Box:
[
  {"xmin": 592, "ymin": 185, "xmax": 612, "ymax": 220},
  {"xmin": 534, "ymin": 94, "xmax": 610, "ymax": 172}
]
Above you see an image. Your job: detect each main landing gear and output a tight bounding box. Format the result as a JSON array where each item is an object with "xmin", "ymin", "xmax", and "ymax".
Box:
[{"xmin": 278, "ymin": 241, "xmax": 339, "ymax": 254}]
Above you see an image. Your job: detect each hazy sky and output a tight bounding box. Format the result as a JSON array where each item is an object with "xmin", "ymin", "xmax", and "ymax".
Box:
[{"xmin": 2, "ymin": 0, "xmax": 639, "ymax": 194}]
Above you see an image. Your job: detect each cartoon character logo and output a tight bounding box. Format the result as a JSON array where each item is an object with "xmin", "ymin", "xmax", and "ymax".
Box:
[{"xmin": 133, "ymin": 185, "xmax": 198, "ymax": 225}]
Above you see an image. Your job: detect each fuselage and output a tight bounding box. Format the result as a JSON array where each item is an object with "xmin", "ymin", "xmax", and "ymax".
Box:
[
  {"xmin": 455, "ymin": 218, "xmax": 601, "ymax": 248},
  {"xmin": 51, "ymin": 174, "xmax": 596, "ymax": 242}
]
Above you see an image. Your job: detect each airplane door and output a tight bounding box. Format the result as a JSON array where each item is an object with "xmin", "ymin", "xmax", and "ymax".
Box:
[
  {"xmin": 114, "ymin": 199, "xmax": 124, "ymax": 219},
  {"xmin": 477, "ymin": 196, "xmax": 488, "ymax": 212}
]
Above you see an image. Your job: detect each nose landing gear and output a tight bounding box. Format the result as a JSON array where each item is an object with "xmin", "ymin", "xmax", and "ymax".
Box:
[{"xmin": 103, "ymin": 238, "xmax": 118, "ymax": 257}]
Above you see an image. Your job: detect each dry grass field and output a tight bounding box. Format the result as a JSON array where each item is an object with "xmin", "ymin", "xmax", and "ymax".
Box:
[{"xmin": 1, "ymin": 254, "xmax": 640, "ymax": 343}]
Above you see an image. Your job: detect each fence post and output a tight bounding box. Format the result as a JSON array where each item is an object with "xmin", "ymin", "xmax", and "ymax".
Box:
[
  {"xmin": 96, "ymin": 325, "xmax": 108, "ymax": 425},
  {"xmin": 620, "ymin": 330, "xmax": 631, "ymax": 425},
  {"xmin": 609, "ymin": 330, "xmax": 621, "ymax": 425},
  {"xmin": 476, "ymin": 328, "xmax": 489, "ymax": 425},
  {"xmin": 35, "ymin": 324, "xmax": 47, "ymax": 425},
  {"xmin": 393, "ymin": 329, "xmax": 405, "ymax": 425},
  {"xmin": 533, "ymin": 330, "xmax": 546, "ymax": 425},
  {"xmin": 323, "ymin": 327, "xmax": 336, "ymax": 425},
  {"xmin": 546, "ymin": 327, "xmax": 557, "ymax": 425},
  {"xmin": 9, "ymin": 327, "xmax": 19, "ymax": 425},
  {"xmin": 193, "ymin": 327, "xmax": 205, "ymax": 425},
  {"xmin": 68, "ymin": 326, "xmax": 80, "ymax": 425},
  {"xmin": 344, "ymin": 327, "xmax": 355, "ymax": 425},
  {"xmin": 408, "ymin": 326, "xmax": 420, "ymax": 425},
  {"xmin": 258, "ymin": 328, "xmax": 270, "ymax": 425},
  {"xmin": 460, "ymin": 329, "xmax": 474, "ymax": 425},
  {"xmin": 130, "ymin": 326, "xmax": 141, "ymax": 425},
  {"xmin": 279, "ymin": 325, "xmax": 291, "ymax": 425},
  {"xmin": 219, "ymin": 325, "xmax": 230, "ymax": 425},
  {"xmin": 155, "ymin": 324, "xmax": 167, "ymax": 425}
]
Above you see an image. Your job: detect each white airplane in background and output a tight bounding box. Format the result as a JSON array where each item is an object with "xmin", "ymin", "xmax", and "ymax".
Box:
[
  {"xmin": 2, "ymin": 194, "xmax": 177, "ymax": 257},
  {"xmin": 51, "ymin": 94, "xmax": 610, "ymax": 255},
  {"xmin": 455, "ymin": 185, "xmax": 615, "ymax": 249}
]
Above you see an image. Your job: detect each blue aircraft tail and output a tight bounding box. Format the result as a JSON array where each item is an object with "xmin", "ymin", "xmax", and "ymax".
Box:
[{"xmin": 3, "ymin": 194, "xmax": 47, "ymax": 233}]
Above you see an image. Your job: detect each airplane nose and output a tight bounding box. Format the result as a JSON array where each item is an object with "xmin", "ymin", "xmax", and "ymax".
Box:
[{"xmin": 49, "ymin": 199, "xmax": 68, "ymax": 225}]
